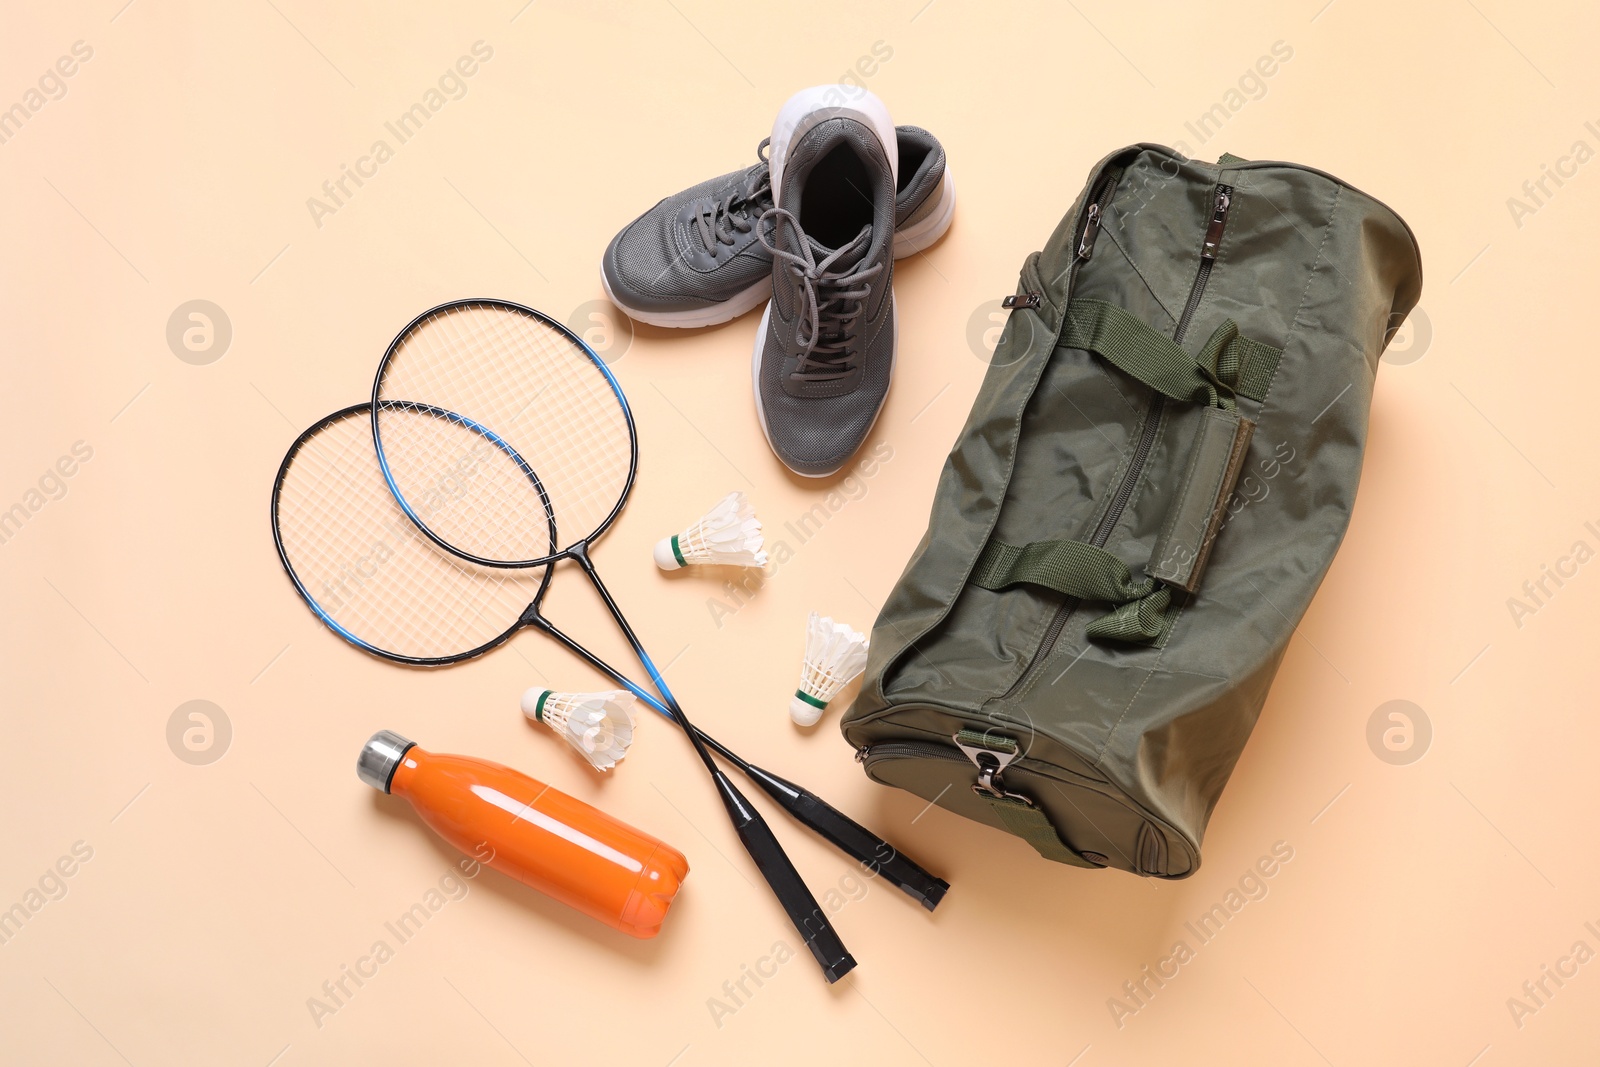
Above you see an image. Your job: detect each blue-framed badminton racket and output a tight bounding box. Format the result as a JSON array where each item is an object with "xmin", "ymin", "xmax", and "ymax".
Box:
[
  {"xmin": 270, "ymin": 400, "xmax": 947, "ymax": 916},
  {"xmin": 273, "ymin": 301, "xmax": 944, "ymax": 979},
  {"xmin": 369, "ymin": 298, "xmax": 861, "ymax": 978}
]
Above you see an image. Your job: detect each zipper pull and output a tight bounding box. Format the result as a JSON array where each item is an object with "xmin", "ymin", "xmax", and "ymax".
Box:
[
  {"xmin": 1076, "ymin": 202, "xmax": 1102, "ymax": 260},
  {"xmin": 1201, "ymin": 187, "xmax": 1232, "ymax": 261},
  {"xmin": 1002, "ymin": 292, "xmax": 1042, "ymax": 310},
  {"xmin": 854, "ymin": 746, "xmax": 870, "ymax": 763}
]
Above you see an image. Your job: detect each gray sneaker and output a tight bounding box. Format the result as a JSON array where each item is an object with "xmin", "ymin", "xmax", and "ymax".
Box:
[
  {"xmin": 601, "ymin": 123, "xmax": 953, "ymax": 329},
  {"xmin": 752, "ymin": 86, "xmax": 899, "ymax": 478}
]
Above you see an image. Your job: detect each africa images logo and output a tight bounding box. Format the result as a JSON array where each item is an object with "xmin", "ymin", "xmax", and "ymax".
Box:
[{"xmin": 305, "ymin": 41, "xmax": 494, "ymax": 229}]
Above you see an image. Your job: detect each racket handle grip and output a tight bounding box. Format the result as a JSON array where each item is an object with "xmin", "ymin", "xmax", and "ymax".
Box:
[
  {"xmin": 739, "ymin": 764, "xmax": 950, "ymax": 912},
  {"xmin": 711, "ymin": 770, "xmax": 856, "ymax": 983}
]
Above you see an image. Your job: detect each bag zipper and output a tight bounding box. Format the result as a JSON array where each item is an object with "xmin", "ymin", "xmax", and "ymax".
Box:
[
  {"xmin": 1177, "ymin": 186, "xmax": 1232, "ymax": 338},
  {"xmin": 1001, "ymin": 181, "xmax": 1234, "ymax": 697},
  {"xmin": 1076, "ymin": 174, "xmax": 1117, "ymax": 261},
  {"xmin": 858, "ymin": 739, "xmax": 970, "ymax": 766},
  {"xmin": 1002, "ymin": 175, "xmax": 1117, "ymax": 312},
  {"xmin": 1076, "ymin": 200, "xmax": 1104, "ymax": 260},
  {"xmin": 858, "ymin": 738, "xmax": 1110, "ymax": 795}
]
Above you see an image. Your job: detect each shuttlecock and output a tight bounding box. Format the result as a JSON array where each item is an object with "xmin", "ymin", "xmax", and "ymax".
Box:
[
  {"xmin": 653, "ymin": 491, "xmax": 767, "ymax": 570},
  {"xmin": 790, "ymin": 613, "xmax": 870, "ymax": 726},
  {"xmin": 521, "ymin": 687, "xmax": 637, "ymax": 771}
]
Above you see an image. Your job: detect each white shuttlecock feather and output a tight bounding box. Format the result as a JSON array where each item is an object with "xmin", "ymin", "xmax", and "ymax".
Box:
[
  {"xmin": 521, "ymin": 688, "xmax": 637, "ymax": 771},
  {"xmin": 790, "ymin": 613, "xmax": 870, "ymax": 726},
  {"xmin": 653, "ymin": 491, "xmax": 767, "ymax": 570}
]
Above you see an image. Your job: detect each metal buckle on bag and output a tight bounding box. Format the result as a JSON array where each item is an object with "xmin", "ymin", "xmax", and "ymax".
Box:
[{"xmin": 953, "ymin": 732, "xmax": 1030, "ymax": 804}]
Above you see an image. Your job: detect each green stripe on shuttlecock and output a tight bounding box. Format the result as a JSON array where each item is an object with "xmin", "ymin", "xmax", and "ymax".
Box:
[
  {"xmin": 794, "ymin": 689, "xmax": 828, "ymax": 710},
  {"xmin": 670, "ymin": 534, "xmax": 687, "ymax": 568},
  {"xmin": 532, "ymin": 689, "xmax": 552, "ymax": 723}
]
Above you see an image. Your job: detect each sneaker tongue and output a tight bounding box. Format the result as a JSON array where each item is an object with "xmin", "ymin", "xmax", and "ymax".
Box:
[{"xmin": 807, "ymin": 225, "xmax": 873, "ymax": 272}]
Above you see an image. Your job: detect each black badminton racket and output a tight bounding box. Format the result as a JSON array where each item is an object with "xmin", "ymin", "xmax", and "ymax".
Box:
[
  {"xmin": 368, "ymin": 302, "xmax": 857, "ymax": 978},
  {"xmin": 273, "ymin": 296, "xmax": 944, "ymax": 979},
  {"xmin": 270, "ymin": 401, "xmax": 947, "ymax": 913}
]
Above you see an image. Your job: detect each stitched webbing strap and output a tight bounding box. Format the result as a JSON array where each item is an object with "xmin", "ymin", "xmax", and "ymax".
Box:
[
  {"xmin": 970, "ymin": 538, "xmax": 1172, "ymax": 643},
  {"xmin": 984, "ymin": 794, "xmax": 1097, "ymax": 866},
  {"xmin": 1222, "ymin": 332, "xmax": 1282, "ymax": 403},
  {"xmin": 1062, "ymin": 298, "xmax": 1281, "ymax": 405},
  {"xmin": 972, "ymin": 538, "xmax": 1142, "ymax": 603}
]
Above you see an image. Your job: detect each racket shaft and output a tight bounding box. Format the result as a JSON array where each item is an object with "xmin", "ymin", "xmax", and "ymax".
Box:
[
  {"xmin": 568, "ymin": 576, "xmax": 854, "ymax": 976},
  {"xmin": 711, "ymin": 771, "xmax": 855, "ymax": 983},
  {"xmin": 736, "ymin": 764, "xmax": 950, "ymax": 912},
  {"xmin": 534, "ymin": 619, "xmax": 946, "ymax": 905}
]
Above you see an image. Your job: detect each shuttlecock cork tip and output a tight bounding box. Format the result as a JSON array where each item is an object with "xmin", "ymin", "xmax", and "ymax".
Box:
[
  {"xmin": 790, "ymin": 692, "xmax": 827, "ymax": 727},
  {"xmin": 520, "ymin": 687, "xmax": 554, "ymax": 721},
  {"xmin": 652, "ymin": 536, "xmax": 685, "ymax": 571}
]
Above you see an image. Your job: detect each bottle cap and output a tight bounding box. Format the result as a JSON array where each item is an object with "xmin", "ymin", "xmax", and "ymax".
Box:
[{"xmin": 357, "ymin": 730, "xmax": 416, "ymax": 793}]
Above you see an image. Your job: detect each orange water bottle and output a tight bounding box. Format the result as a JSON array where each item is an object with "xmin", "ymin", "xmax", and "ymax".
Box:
[{"xmin": 357, "ymin": 730, "xmax": 688, "ymax": 938}]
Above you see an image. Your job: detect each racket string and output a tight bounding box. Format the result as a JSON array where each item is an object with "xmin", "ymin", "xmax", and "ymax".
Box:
[
  {"xmin": 374, "ymin": 302, "xmax": 634, "ymax": 564},
  {"xmin": 291, "ymin": 450, "xmax": 514, "ymax": 652},
  {"xmin": 276, "ymin": 408, "xmax": 545, "ymax": 660},
  {"xmin": 443, "ymin": 303, "xmax": 624, "ymax": 540},
  {"xmin": 383, "ymin": 310, "xmax": 552, "ymax": 560},
  {"xmin": 380, "ymin": 403, "xmax": 552, "ymax": 562}
]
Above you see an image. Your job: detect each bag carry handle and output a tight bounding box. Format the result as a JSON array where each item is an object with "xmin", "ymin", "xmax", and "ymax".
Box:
[
  {"xmin": 1061, "ymin": 298, "xmax": 1281, "ymax": 407},
  {"xmin": 971, "ymin": 301, "xmax": 1280, "ymax": 644}
]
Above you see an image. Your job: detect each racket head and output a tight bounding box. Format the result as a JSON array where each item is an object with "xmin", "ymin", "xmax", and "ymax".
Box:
[
  {"xmin": 370, "ymin": 299, "xmax": 638, "ymax": 568},
  {"xmin": 271, "ymin": 402, "xmax": 554, "ymax": 666}
]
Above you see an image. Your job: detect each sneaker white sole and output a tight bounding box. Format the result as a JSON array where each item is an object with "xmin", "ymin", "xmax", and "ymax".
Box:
[
  {"xmin": 751, "ymin": 299, "xmax": 897, "ymax": 479},
  {"xmin": 891, "ymin": 167, "xmax": 956, "ymax": 256}
]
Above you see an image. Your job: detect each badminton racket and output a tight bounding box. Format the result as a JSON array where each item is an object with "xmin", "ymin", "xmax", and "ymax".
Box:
[
  {"xmin": 271, "ymin": 402, "xmax": 947, "ymax": 910},
  {"xmin": 273, "ymin": 374, "xmax": 895, "ymax": 980},
  {"xmin": 367, "ymin": 304, "xmax": 854, "ymax": 978}
]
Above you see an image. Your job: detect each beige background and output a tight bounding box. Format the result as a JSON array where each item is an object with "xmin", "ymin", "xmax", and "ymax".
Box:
[{"xmin": 2, "ymin": 1, "xmax": 1597, "ymax": 1064}]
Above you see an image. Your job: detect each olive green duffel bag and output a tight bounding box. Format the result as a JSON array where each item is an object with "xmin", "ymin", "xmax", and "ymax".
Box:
[{"xmin": 841, "ymin": 144, "xmax": 1421, "ymax": 876}]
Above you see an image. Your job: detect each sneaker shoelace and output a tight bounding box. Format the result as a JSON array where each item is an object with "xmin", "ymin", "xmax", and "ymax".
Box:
[
  {"xmin": 691, "ymin": 138, "xmax": 774, "ymax": 253},
  {"xmin": 758, "ymin": 207, "xmax": 883, "ymax": 383}
]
